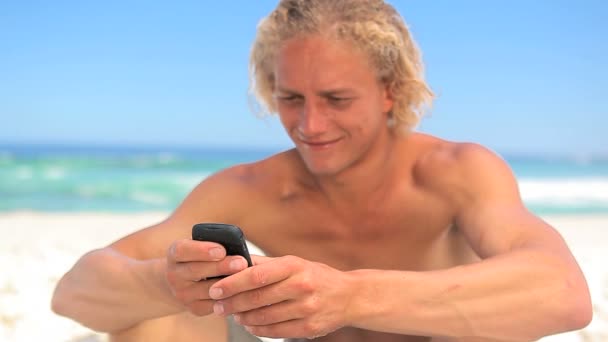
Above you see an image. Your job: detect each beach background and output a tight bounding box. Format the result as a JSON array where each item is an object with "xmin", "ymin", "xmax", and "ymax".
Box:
[
  {"xmin": 0, "ymin": 144, "xmax": 606, "ymax": 341},
  {"xmin": 1, "ymin": 0, "xmax": 606, "ymax": 341}
]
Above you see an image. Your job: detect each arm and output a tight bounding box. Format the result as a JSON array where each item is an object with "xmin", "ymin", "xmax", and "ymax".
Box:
[
  {"xmin": 51, "ymin": 167, "xmax": 252, "ymax": 333},
  {"xmin": 347, "ymin": 144, "xmax": 592, "ymax": 340},
  {"xmin": 51, "ymin": 242, "xmax": 182, "ymax": 332}
]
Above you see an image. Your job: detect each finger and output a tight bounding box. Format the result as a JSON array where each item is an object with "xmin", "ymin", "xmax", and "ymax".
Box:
[
  {"xmin": 186, "ymin": 299, "xmax": 216, "ymax": 316},
  {"xmin": 215, "ymin": 281, "xmax": 283, "ymax": 314},
  {"xmin": 175, "ymin": 278, "xmax": 220, "ymax": 304},
  {"xmin": 168, "ymin": 239, "xmax": 226, "ymax": 263},
  {"xmin": 233, "ymin": 299, "xmax": 304, "ymax": 326},
  {"xmin": 217, "ymin": 277, "xmax": 308, "ymax": 314},
  {"xmin": 209, "ymin": 257, "xmax": 293, "ymax": 300},
  {"xmin": 171, "ymin": 256, "xmax": 249, "ymax": 282}
]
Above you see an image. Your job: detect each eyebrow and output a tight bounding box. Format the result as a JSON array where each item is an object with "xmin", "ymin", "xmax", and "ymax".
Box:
[{"xmin": 276, "ymin": 86, "xmax": 355, "ymax": 96}]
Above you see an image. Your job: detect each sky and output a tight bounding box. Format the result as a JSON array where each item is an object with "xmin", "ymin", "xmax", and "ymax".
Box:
[{"xmin": 0, "ymin": 1, "xmax": 606, "ymax": 156}]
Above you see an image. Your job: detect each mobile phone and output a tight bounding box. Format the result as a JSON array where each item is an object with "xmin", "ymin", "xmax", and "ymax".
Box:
[{"xmin": 192, "ymin": 223, "xmax": 253, "ymax": 270}]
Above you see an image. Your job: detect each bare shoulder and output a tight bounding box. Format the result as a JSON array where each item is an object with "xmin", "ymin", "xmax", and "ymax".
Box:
[
  {"xmin": 110, "ymin": 149, "xmax": 297, "ymax": 259},
  {"xmin": 412, "ymin": 134, "xmax": 520, "ymax": 207},
  {"xmin": 167, "ymin": 149, "xmax": 298, "ymax": 227}
]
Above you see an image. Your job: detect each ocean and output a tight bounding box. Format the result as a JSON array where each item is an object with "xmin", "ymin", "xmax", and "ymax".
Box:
[{"xmin": 1, "ymin": 143, "xmax": 607, "ymax": 215}]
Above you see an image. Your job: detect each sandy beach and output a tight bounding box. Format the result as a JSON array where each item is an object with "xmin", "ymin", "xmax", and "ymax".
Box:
[{"xmin": 0, "ymin": 212, "xmax": 606, "ymax": 341}]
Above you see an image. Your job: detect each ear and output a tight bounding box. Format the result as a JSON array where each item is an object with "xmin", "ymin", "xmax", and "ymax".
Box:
[{"xmin": 381, "ymin": 82, "xmax": 395, "ymax": 114}]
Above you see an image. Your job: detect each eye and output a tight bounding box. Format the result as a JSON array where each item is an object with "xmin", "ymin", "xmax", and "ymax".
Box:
[
  {"xmin": 327, "ymin": 96, "xmax": 353, "ymax": 107},
  {"xmin": 276, "ymin": 95, "xmax": 304, "ymax": 104},
  {"xmin": 281, "ymin": 95, "xmax": 298, "ymax": 101},
  {"xmin": 328, "ymin": 96, "xmax": 347, "ymax": 102}
]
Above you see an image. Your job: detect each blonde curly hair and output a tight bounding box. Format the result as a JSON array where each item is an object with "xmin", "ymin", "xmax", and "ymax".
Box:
[{"xmin": 249, "ymin": 0, "xmax": 434, "ymax": 130}]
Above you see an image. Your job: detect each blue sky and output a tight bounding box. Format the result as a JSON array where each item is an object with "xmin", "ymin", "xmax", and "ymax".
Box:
[{"xmin": 0, "ymin": 1, "xmax": 606, "ymax": 156}]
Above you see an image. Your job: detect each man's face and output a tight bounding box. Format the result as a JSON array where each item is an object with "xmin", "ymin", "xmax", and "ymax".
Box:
[{"xmin": 274, "ymin": 35, "xmax": 394, "ymax": 176}]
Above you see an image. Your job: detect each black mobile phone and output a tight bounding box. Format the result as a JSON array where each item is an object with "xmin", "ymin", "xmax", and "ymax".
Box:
[{"xmin": 192, "ymin": 223, "xmax": 253, "ymax": 268}]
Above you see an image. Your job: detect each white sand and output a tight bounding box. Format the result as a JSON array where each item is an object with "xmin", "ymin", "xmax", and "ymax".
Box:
[
  {"xmin": 0, "ymin": 212, "xmax": 606, "ymax": 341},
  {"xmin": 0, "ymin": 212, "xmax": 168, "ymax": 342}
]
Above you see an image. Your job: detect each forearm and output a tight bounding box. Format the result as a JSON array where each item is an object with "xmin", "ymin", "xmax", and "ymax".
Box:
[
  {"xmin": 52, "ymin": 247, "xmax": 184, "ymax": 333},
  {"xmin": 346, "ymin": 248, "xmax": 591, "ymax": 341}
]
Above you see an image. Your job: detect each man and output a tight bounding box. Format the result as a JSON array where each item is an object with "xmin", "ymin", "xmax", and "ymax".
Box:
[{"xmin": 52, "ymin": 1, "xmax": 592, "ymax": 341}]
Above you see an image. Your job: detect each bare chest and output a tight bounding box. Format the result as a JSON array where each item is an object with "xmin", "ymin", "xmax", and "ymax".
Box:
[{"xmin": 246, "ymin": 199, "xmax": 478, "ymax": 272}]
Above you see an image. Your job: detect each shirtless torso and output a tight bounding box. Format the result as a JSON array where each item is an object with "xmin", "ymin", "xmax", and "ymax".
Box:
[{"xmin": 110, "ymin": 133, "xmax": 487, "ymax": 342}]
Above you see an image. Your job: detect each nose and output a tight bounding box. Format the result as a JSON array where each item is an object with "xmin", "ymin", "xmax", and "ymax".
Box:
[{"xmin": 298, "ymin": 101, "xmax": 328, "ymax": 137}]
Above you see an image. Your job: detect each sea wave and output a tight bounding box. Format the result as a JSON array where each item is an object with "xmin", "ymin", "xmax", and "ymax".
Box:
[
  {"xmin": 519, "ymin": 177, "xmax": 608, "ymax": 213},
  {"xmin": 1, "ymin": 143, "xmax": 606, "ymax": 214},
  {"xmin": 15, "ymin": 166, "xmax": 34, "ymax": 180},
  {"xmin": 43, "ymin": 166, "xmax": 67, "ymax": 180},
  {"xmin": 128, "ymin": 191, "xmax": 172, "ymax": 206}
]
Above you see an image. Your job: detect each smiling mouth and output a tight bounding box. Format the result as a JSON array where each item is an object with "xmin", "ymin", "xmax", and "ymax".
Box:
[{"xmin": 299, "ymin": 137, "xmax": 342, "ymax": 148}]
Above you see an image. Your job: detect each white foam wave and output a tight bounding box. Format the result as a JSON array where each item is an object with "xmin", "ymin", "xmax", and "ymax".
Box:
[
  {"xmin": 75, "ymin": 185, "xmax": 98, "ymax": 198},
  {"xmin": 129, "ymin": 191, "xmax": 170, "ymax": 206},
  {"xmin": 43, "ymin": 166, "xmax": 66, "ymax": 180},
  {"xmin": 171, "ymin": 173, "xmax": 211, "ymax": 188},
  {"xmin": 131, "ymin": 155, "xmax": 154, "ymax": 168},
  {"xmin": 519, "ymin": 177, "xmax": 608, "ymax": 206},
  {"xmin": 157, "ymin": 152, "xmax": 178, "ymax": 165},
  {"xmin": 15, "ymin": 167, "xmax": 33, "ymax": 180}
]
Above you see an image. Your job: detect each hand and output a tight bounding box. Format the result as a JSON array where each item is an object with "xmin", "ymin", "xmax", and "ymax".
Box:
[
  {"xmin": 165, "ymin": 239, "xmax": 249, "ymax": 316},
  {"xmin": 208, "ymin": 255, "xmax": 354, "ymax": 339}
]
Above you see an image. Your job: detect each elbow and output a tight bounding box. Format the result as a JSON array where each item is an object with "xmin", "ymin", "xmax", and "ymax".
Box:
[
  {"xmin": 563, "ymin": 284, "xmax": 593, "ymax": 331},
  {"xmin": 51, "ymin": 277, "xmax": 111, "ymax": 333},
  {"xmin": 51, "ymin": 264, "xmax": 83, "ymax": 321},
  {"xmin": 523, "ymin": 253, "xmax": 593, "ymax": 341},
  {"xmin": 50, "ymin": 280, "xmax": 69, "ymax": 317},
  {"xmin": 50, "ymin": 249, "xmax": 120, "ymax": 333},
  {"xmin": 50, "ymin": 276, "xmax": 87, "ymax": 324},
  {"xmin": 52, "ymin": 284, "xmax": 118, "ymax": 333},
  {"xmin": 554, "ymin": 268, "xmax": 593, "ymax": 333},
  {"xmin": 50, "ymin": 265, "xmax": 98, "ymax": 331}
]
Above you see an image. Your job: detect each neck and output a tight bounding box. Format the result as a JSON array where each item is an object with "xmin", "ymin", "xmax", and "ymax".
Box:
[{"xmin": 306, "ymin": 129, "xmax": 410, "ymax": 210}]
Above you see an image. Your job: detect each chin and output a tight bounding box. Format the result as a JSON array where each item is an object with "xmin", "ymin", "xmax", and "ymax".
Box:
[
  {"xmin": 295, "ymin": 146, "xmax": 351, "ymax": 177},
  {"xmin": 302, "ymin": 158, "xmax": 347, "ymax": 177}
]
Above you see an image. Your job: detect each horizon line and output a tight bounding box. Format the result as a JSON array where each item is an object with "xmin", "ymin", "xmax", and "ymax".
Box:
[{"xmin": 1, "ymin": 139, "xmax": 607, "ymax": 161}]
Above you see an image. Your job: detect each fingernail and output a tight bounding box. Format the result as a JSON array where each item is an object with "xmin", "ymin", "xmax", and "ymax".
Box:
[
  {"xmin": 209, "ymin": 287, "xmax": 223, "ymax": 299},
  {"xmin": 233, "ymin": 314, "xmax": 241, "ymax": 323},
  {"xmin": 213, "ymin": 302, "xmax": 224, "ymax": 315},
  {"xmin": 230, "ymin": 258, "xmax": 245, "ymax": 271},
  {"xmin": 209, "ymin": 248, "xmax": 224, "ymax": 259}
]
